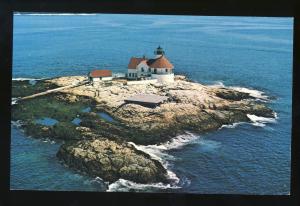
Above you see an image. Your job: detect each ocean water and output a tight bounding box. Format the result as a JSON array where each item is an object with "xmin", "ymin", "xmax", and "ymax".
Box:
[{"xmin": 11, "ymin": 14, "xmax": 293, "ymax": 194}]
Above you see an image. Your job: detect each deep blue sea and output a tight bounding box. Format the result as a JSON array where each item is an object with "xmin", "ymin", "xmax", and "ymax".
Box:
[{"xmin": 11, "ymin": 14, "xmax": 293, "ymax": 194}]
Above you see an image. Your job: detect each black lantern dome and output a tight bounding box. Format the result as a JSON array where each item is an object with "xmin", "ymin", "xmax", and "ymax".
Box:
[{"xmin": 154, "ymin": 46, "xmax": 165, "ymax": 56}]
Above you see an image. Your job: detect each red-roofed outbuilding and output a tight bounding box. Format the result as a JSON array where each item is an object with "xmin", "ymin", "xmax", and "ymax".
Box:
[{"xmin": 89, "ymin": 69, "xmax": 113, "ymax": 82}]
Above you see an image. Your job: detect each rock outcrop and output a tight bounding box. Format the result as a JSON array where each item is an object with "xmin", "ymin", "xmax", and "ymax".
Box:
[
  {"xmin": 12, "ymin": 75, "xmax": 276, "ymax": 184},
  {"xmin": 214, "ymin": 88, "xmax": 253, "ymax": 101},
  {"xmin": 47, "ymin": 76, "xmax": 275, "ymax": 135},
  {"xmin": 57, "ymin": 138, "xmax": 168, "ymax": 184}
]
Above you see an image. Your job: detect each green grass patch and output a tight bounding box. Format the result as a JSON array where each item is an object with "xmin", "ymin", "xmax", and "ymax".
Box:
[
  {"xmin": 12, "ymin": 80, "xmax": 59, "ymax": 98},
  {"xmin": 12, "ymin": 92, "xmax": 96, "ymax": 123},
  {"xmin": 51, "ymin": 122, "xmax": 82, "ymax": 140}
]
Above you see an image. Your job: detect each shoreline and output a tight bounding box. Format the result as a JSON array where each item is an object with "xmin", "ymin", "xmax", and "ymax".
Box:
[{"xmin": 11, "ymin": 75, "xmax": 276, "ymax": 185}]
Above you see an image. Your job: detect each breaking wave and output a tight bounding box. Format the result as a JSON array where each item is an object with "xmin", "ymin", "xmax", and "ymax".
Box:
[
  {"xmin": 211, "ymin": 81, "xmax": 270, "ymax": 101},
  {"xmin": 247, "ymin": 113, "xmax": 277, "ymax": 127},
  {"xmin": 11, "ymin": 120, "xmax": 23, "ymax": 128},
  {"xmin": 128, "ymin": 142, "xmax": 179, "ymax": 184},
  {"xmin": 107, "ymin": 132, "xmax": 199, "ymax": 192},
  {"xmin": 229, "ymin": 86, "xmax": 269, "ymax": 101},
  {"xmin": 219, "ymin": 122, "xmax": 244, "ymax": 129},
  {"xmin": 129, "ymin": 132, "xmax": 199, "ymax": 168},
  {"xmin": 42, "ymin": 138, "xmax": 56, "ymax": 144},
  {"xmin": 211, "ymin": 81, "xmax": 226, "ymax": 87},
  {"xmin": 107, "ymin": 178, "xmax": 180, "ymax": 192},
  {"xmin": 12, "ymin": 77, "xmax": 43, "ymax": 81},
  {"xmin": 133, "ymin": 132, "xmax": 200, "ymax": 152},
  {"xmin": 86, "ymin": 177, "xmax": 109, "ymax": 191},
  {"xmin": 12, "ymin": 98, "xmax": 19, "ymax": 105},
  {"xmin": 220, "ymin": 112, "xmax": 278, "ymax": 129}
]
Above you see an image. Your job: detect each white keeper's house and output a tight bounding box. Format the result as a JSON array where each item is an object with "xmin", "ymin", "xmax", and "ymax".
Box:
[{"xmin": 127, "ymin": 46, "xmax": 174, "ymax": 83}]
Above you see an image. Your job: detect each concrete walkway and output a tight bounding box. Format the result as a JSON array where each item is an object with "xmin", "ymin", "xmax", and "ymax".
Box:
[{"xmin": 16, "ymin": 80, "xmax": 89, "ymax": 102}]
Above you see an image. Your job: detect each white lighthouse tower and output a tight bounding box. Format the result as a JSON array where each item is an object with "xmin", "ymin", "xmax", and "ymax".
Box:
[{"xmin": 149, "ymin": 46, "xmax": 174, "ymax": 83}]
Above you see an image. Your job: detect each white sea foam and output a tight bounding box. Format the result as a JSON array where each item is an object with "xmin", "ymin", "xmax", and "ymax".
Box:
[
  {"xmin": 128, "ymin": 132, "xmax": 199, "ymax": 163},
  {"xmin": 273, "ymin": 112, "xmax": 279, "ymax": 119},
  {"xmin": 107, "ymin": 179, "xmax": 180, "ymax": 192},
  {"xmin": 42, "ymin": 138, "xmax": 56, "ymax": 144},
  {"xmin": 128, "ymin": 142, "xmax": 179, "ymax": 184},
  {"xmin": 247, "ymin": 114, "xmax": 277, "ymax": 127},
  {"xmin": 11, "ymin": 120, "xmax": 23, "ymax": 128},
  {"xmin": 90, "ymin": 177, "xmax": 109, "ymax": 188},
  {"xmin": 127, "ymin": 134, "xmax": 197, "ymax": 187},
  {"xmin": 92, "ymin": 176, "xmax": 104, "ymax": 182},
  {"xmin": 127, "ymin": 132, "xmax": 200, "ymax": 187},
  {"xmin": 220, "ymin": 114, "xmax": 277, "ymax": 128},
  {"xmin": 247, "ymin": 114, "xmax": 277, "ymax": 123},
  {"xmin": 211, "ymin": 81, "xmax": 226, "ymax": 87},
  {"xmin": 131, "ymin": 132, "xmax": 199, "ymax": 153},
  {"xmin": 219, "ymin": 122, "xmax": 244, "ymax": 129},
  {"xmin": 12, "ymin": 77, "xmax": 43, "ymax": 81},
  {"xmin": 229, "ymin": 86, "xmax": 269, "ymax": 101},
  {"xmin": 210, "ymin": 81, "xmax": 270, "ymax": 101},
  {"xmin": 80, "ymin": 176, "xmax": 108, "ymax": 191},
  {"xmin": 12, "ymin": 98, "xmax": 19, "ymax": 105}
]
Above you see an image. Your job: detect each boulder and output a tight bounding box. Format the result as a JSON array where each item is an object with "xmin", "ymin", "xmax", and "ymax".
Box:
[
  {"xmin": 57, "ymin": 138, "xmax": 168, "ymax": 184},
  {"xmin": 215, "ymin": 88, "xmax": 253, "ymax": 101}
]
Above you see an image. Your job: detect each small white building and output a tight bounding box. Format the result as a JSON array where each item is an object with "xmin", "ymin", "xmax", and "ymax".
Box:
[
  {"xmin": 127, "ymin": 46, "xmax": 174, "ymax": 83},
  {"xmin": 88, "ymin": 70, "xmax": 113, "ymax": 82}
]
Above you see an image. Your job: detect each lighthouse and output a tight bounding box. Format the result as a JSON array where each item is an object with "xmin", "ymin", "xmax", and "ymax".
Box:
[
  {"xmin": 154, "ymin": 45, "xmax": 165, "ymax": 58},
  {"xmin": 127, "ymin": 46, "xmax": 175, "ymax": 83}
]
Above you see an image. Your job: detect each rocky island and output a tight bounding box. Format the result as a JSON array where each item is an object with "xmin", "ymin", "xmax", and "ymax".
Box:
[{"xmin": 12, "ymin": 75, "xmax": 275, "ymax": 185}]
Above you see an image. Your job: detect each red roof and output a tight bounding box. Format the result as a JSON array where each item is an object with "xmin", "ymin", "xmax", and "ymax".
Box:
[
  {"xmin": 89, "ymin": 70, "xmax": 112, "ymax": 78},
  {"xmin": 147, "ymin": 56, "xmax": 173, "ymax": 69},
  {"xmin": 128, "ymin": 57, "xmax": 148, "ymax": 69},
  {"xmin": 128, "ymin": 55, "xmax": 174, "ymax": 69}
]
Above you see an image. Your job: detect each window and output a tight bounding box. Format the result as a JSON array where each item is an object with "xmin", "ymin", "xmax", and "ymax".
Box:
[
  {"xmin": 154, "ymin": 69, "xmax": 157, "ymax": 74},
  {"xmin": 165, "ymin": 69, "xmax": 168, "ymax": 73},
  {"xmin": 148, "ymin": 68, "xmax": 151, "ymax": 72},
  {"xmin": 141, "ymin": 67, "xmax": 144, "ymax": 72}
]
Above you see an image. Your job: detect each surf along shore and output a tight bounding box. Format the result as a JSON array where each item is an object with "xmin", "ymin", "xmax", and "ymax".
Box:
[{"xmin": 11, "ymin": 75, "xmax": 276, "ymax": 186}]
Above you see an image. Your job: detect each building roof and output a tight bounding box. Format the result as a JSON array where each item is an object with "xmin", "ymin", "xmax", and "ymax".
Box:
[
  {"xmin": 128, "ymin": 55, "xmax": 174, "ymax": 70},
  {"xmin": 128, "ymin": 57, "xmax": 148, "ymax": 69},
  {"xmin": 147, "ymin": 55, "xmax": 174, "ymax": 69},
  {"xmin": 125, "ymin": 94, "xmax": 169, "ymax": 106},
  {"xmin": 89, "ymin": 70, "xmax": 112, "ymax": 78}
]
